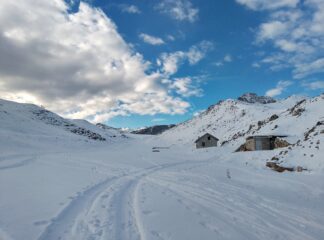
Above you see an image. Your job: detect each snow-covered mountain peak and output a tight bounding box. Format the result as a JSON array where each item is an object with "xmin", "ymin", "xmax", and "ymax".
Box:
[
  {"xmin": 238, "ymin": 93, "xmax": 276, "ymax": 104},
  {"xmin": 161, "ymin": 94, "xmax": 323, "ymax": 148}
]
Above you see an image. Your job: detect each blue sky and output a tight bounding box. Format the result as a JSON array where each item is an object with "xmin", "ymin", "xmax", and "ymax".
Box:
[
  {"xmin": 98, "ymin": 0, "xmax": 324, "ymax": 128},
  {"xmin": 0, "ymin": 0, "xmax": 323, "ymax": 128}
]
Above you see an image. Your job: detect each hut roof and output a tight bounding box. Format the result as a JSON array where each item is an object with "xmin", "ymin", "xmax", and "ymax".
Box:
[
  {"xmin": 195, "ymin": 133, "xmax": 219, "ymax": 143},
  {"xmin": 246, "ymin": 135, "xmax": 288, "ymax": 140}
]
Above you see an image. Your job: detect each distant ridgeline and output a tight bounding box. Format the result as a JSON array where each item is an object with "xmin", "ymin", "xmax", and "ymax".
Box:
[
  {"xmin": 132, "ymin": 124, "xmax": 176, "ymax": 135},
  {"xmin": 237, "ymin": 93, "xmax": 276, "ymax": 104}
]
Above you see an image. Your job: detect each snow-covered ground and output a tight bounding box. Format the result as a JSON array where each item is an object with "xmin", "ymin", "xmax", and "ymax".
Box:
[{"xmin": 1, "ymin": 97, "xmax": 324, "ymax": 240}]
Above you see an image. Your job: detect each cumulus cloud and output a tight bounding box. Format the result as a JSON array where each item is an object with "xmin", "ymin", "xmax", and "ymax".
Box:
[
  {"xmin": 265, "ymin": 80, "xmax": 293, "ymax": 97},
  {"xmin": 158, "ymin": 41, "xmax": 213, "ymax": 75},
  {"xmin": 236, "ymin": 0, "xmax": 299, "ymax": 11},
  {"xmin": 162, "ymin": 77, "xmax": 203, "ymax": 97},
  {"xmin": 237, "ymin": 0, "xmax": 324, "ymax": 79},
  {"xmin": 257, "ymin": 21, "xmax": 288, "ymax": 41},
  {"xmin": 119, "ymin": 4, "xmax": 141, "ymax": 14},
  {"xmin": 155, "ymin": 0, "xmax": 199, "ymax": 23},
  {"xmin": 139, "ymin": 33, "xmax": 165, "ymax": 45},
  {"xmin": 0, "ymin": 0, "xmax": 190, "ymax": 122}
]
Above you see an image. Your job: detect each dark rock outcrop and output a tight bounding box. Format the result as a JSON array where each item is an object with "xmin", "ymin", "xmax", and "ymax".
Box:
[
  {"xmin": 238, "ymin": 93, "xmax": 276, "ymax": 104},
  {"xmin": 269, "ymin": 114, "xmax": 279, "ymax": 121},
  {"xmin": 289, "ymin": 99, "xmax": 306, "ymax": 117},
  {"xmin": 266, "ymin": 162, "xmax": 294, "ymax": 172},
  {"xmin": 132, "ymin": 124, "xmax": 176, "ymax": 135}
]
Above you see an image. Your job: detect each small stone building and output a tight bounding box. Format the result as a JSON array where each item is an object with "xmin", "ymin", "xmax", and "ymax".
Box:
[
  {"xmin": 242, "ymin": 135, "xmax": 288, "ymax": 151},
  {"xmin": 195, "ymin": 133, "xmax": 219, "ymax": 149}
]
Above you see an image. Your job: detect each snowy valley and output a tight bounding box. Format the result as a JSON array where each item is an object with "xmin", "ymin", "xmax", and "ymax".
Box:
[{"xmin": 1, "ymin": 94, "xmax": 324, "ymax": 240}]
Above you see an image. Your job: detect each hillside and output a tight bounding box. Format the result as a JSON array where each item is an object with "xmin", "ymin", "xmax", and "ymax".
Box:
[
  {"xmin": 1, "ymin": 95, "xmax": 324, "ymax": 240},
  {"xmin": 0, "ymin": 99, "xmax": 126, "ymax": 153},
  {"xmin": 162, "ymin": 93, "xmax": 323, "ymax": 145},
  {"xmin": 161, "ymin": 93, "xmax": 324, "ymax": 170},
  {"xmin": 132, "ymin": 124, "xmax": 175, "ymax": 135}
]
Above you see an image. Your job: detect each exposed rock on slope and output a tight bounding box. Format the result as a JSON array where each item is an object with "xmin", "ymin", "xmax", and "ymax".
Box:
[
  {"xmin": 161, "ymin": 93, "xmax": 324, "ymax": 171},
  {"xmin": 161, "ymin": 95, "xmax": 302, "ymax": 145},
  {"xmin": 32, "ymin": 109, "xmax": 106, "ymax": 141},
  {"xmin": 0, "ymin": 99, "xmax": 124, "ymax": 143},
  {"xmin": 132, "ymin": 124, "xmax": 175, "ymax": 135},
  {"xmin": 238, "ymin": 93, "xmax": 276, "ymax": 104}
]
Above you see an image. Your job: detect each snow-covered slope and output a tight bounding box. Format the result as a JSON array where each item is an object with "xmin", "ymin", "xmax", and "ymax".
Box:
[
  {"xmin": 0, "ymin": 99, "xmax": 126, "ymax": 152},
  {"xmin": 238, "ymin": 92, "xmax": 276, "ymax": 104},
  {"xmin": 1, "ymin": 96, "xmax": 324, "ymax": 240},
  {"xmin": 132, "ymin": 124, "xmax": 176, "ymax": 135},
  {"xmin": 161, "ymin": 94, "xmax": 305, "ymax": 145},
  {"xmin": 161, "ymin": 93, "xmax": 324, "ymax": 170}
]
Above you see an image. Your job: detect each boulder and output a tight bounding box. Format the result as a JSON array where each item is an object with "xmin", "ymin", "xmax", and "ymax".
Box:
[
  {"xmin": 269, "ymin": 114, "xmax": 279, "ymax": 121},
  {"xmin": 266, "ymin": 162, "xmax": 294, "ymax": 172},
  {"xmin": 274, "ymin": 138, "xmax": 290, "ymax": 148}
]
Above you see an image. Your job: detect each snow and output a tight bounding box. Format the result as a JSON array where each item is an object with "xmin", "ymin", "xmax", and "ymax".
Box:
[
  {"xmin": 238, "ymin": 92, "xmax": 276, "ymax": 104},
  {"xmin": 161, "ymin": 95, "xmax": 307, "ymax": 145},
  {"xmin": 0, "ymin": 96, "xmax": 324, "ymax": 240}
]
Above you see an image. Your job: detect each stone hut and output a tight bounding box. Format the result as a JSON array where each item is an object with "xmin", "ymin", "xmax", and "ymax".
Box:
[
  {"xmin": 240, "ymin": 135, "xmax": 289, "ymax": 151},
  {"xmin": 195, "ymin": 133, "xmax": 219, "ymax": 149}
]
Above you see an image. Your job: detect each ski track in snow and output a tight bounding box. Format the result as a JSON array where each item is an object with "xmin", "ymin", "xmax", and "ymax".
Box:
[
  {"xmin": 37, "ymin": 159, "xmax": 211, "ymax": 240},
  {"xmin": 146, "ymin": 173, "xmax": 324, "ymax": 240},
  {"xmin": 0, "ymin": 157, "xmax": 35, "ymax": 170}
]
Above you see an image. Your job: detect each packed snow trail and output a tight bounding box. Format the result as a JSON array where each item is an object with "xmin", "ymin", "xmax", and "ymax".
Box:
[
  {"xmin": 1, "ymin": 138, "xmax": 324, "ymax": 240},
  {"xmin": 37, "ymin": 166, "xmax": 155, "ymax": 240},
  {"xmin": 37, "ymin": 158, "xmax": 213, "ymax": 240}
]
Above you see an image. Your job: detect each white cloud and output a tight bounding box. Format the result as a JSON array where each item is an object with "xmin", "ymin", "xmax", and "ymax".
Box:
[
  {"xmin": 213, "ymin": 62, "xmax": 223, "ymax": 67},
  {"xmin": 213, "ymin": 54, "xmax": 232, "ymax": 67},
  {"xmin": 302, "ymin": 80, "xmax": 324, "ymax": 90},
  {"xmin": 156, "ymin": 0, "xmax": 199, "ymax": 23},
  {"xmin": 158, "ymin": 41, "xmax": 213, "ymax": 75},
  {"xmin": 167, "ymin": 35, "xmax": 176, "ymax": 41},
  {"xmin": 224, "ymin": 54, "xmax": 233, "ymax": 62},
  {"xmin": 257, "ymin": 21, "xmax": 288, "ymax": 41},
  {"xmin": 0, "ymin": 0, "xmax": 190, "ymax": 122},
  {"xmin": 152, "ymin": 118, "xmax": 166, "ymax": 122},
  {"xmin": 139, "ymin": 33, "xmax": 165, "ymax": 45},
  {"xmin": 193, "ymin": 109, "xmax": 204, "ymax": 117},
  {"xmin": 119, "ymin": 4, "xmax": 141, "ymax": 14},
  {"xmin": 252, "ymin": 62, "xmax": 261, "ymax": 68},
  {"xmin": 294, "ymin": 58, "xmax": 324, "ymax": 79},
  {"xmin": 236, "ymin": 0, "xmax": 299, "ymax": 11},
  {"xmin": 265, "ymin": 80, "xmax": 293, "ymax": 97},
  {"xmin": 239, "ymin": 0, "xmax": 324, "ymax": 79},
  {"xmin": 274, "ymin": 39, "xmax": 298, "ymax": 52},
  {"xmin": 163, "ymin": 77, "xmax": 203, "ymax": 97}
]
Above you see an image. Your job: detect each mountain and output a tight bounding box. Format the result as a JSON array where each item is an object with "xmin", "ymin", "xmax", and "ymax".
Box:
[
  {"xmin": 0, "ymin": 99, "xmax": 126, "ymax": 150},
  {"xmin": 161, "ymin": 93, "xmax": 324, "ymax": 170},
  {"xmin": 132, "ymin": 124, "xmax": 175, "ymax": 135},
  {"xmin": 0, "ymin": 94, "xmax": 323, "ymax": 171},
  {"xmin": 238, "ymin": 93, "xmax": 276, "ymax": 104},
  {"xmin": 161, "ymin": 94, "xmax": 302, "ymax": 145},
  {"xmin": 1, "ymin": 95, "xmax": 324, "ymax": 240}
]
